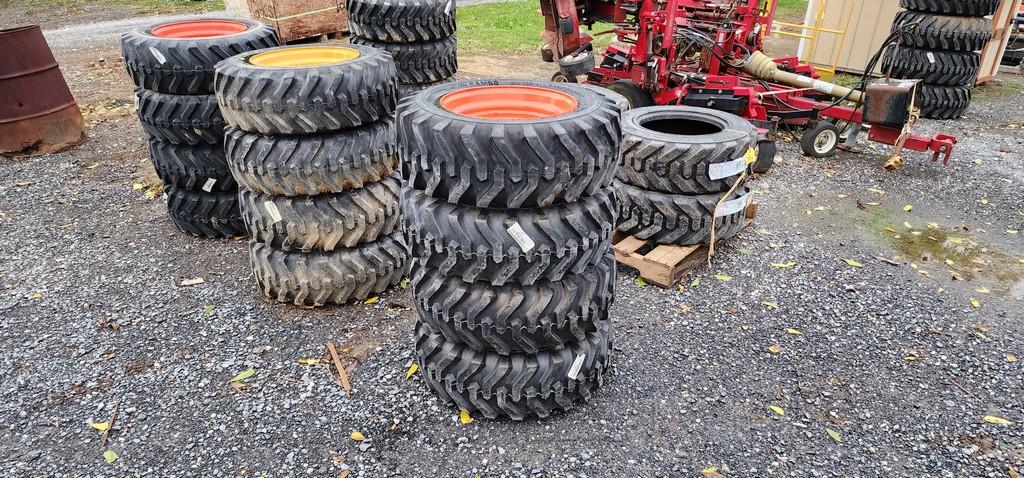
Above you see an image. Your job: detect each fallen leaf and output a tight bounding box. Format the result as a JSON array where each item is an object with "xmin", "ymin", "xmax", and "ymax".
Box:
[
  {"xmin": 826, "ymin": 428, "xmax": 842, "ymax": 443},
  {"xmin": 203, "ymin": 305, "xmax": 215, "ymax": 316},
  {"xmin": 459, "ymin": 409, "xmax": 473, "ymax": 425},
  {"xmin": 297, "ymin": 359, "xmax": 320, "ymax": 365},
  {"xmin": 406, "ymin": 363, "xmax": 419, "ymax": 379},
  {"xmin": 86, "ymin": 162, "xmax": 100, "ymax": 169},
  {"xmin": 28, "ymin": 292, "xmax": 43, "ymax": 300},
  {"xmin": 103, "ymin": 450, "xmax": 118, "ymax": 464},
  {"xmin": 983, "ymin": 415, "xmax": 1012, "ymax": 425},
  {"xmin": 1009, "ymin": 466, "xmax": 1020, "ymax": 478},
  {"xmin": 769, "ymin": 405, "xmax": 785, "ymax": 416},
  {"xmin": 771, "ymin": 262, "xmax": 797, "ymax": 269},
  {"xmin": 715, "ymin": 274, "xmax": 732, "ymax": 282},
  {"xmin": 1007, "ymin": 354, "xmax": 1018, "ymax": 363},
  {"xmin": 132, "ymin": 182, "xmax": 144, "ymax": 190},
  {"xmin": 180, "ymin": 278, "xmax": 204, "ymax": 286},
  {"xmin": 971, "ymin": 298, "xmax": 981, "ymax": 309},
  {"xmin": 738, "ymin": 248, "xmax": 754, "ymax": 255},
  {"xmin": 768, "ymin": 344, "xmax": 782, "ymax": 354},
  {"xmin": 927, "ymin": 222, "xmax": 939, "ymax": 229},
  {"xmin": 363, "ymin": 296, "xmax": 379, "ymax": 305},
  {"xmin": 228, "ymin": 368, "xmax": 255, "ymax": 383},
  {"xmin": 90, "ymin": 421, "xmax": 111, "ymax": 432},
  {"xmin": 843, "ymin": 258, "xmax": 864, "ymax": 268},
  {"xmin": 762, "ymin": 301, "xmax": 779, "ymax": 310},
  {"xmin": 903, "ymin": 221, "xmax": 913, "ymax": 229},
  {"xmin": 868, "ymin": 188, "xmax": 885, "ymax": 195},
  {"xmin": 702, "ymin": 466, "xmax": 725, "ymax": 478},
  {"xmin": 786, "ymin": 328, "xmax": 802, "ymax": 335},
  {"xmin": 399, "ymin": 278, "xmax": 409, "ymax": 289},
  {"xmin": 903, "ymin": 205, "xmax": 913, "ymax": 212},
  {"xmin": 691, "ymin": 278, "xmax": 701, "ymax": 287},
  {"xmin": 975, "ymin": 287, "xmax": 991, "ymax": 294},
  {"xmin": 980, "ymin": 198, "xmax": 989, "ymax": 205},
  {"xmin": 837, "ymin": 194, "xmax": 848, "ymax": 198},
  {"xmin": 972, "ymin": 159, "xmax": 982, "ymax": 165},
  {"xmin": 883, "ymin": 226, "xmax": 896, "ymax": 233},
  {"xmin": 814, "ymin": 206, "xmax": 825, "ymax": 211},
  {"xmin": 635, "ymin": 277, "xmax": 647, "ymax": 287},
  {"xmin": 350, "ymin": 431, "xmax": 365, "ymax": 441}
]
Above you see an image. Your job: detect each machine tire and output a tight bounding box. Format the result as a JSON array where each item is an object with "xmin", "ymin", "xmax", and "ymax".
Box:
[
  {"xmin": 347, "ymin": 0, "xmax": 456, "ymax": 44},
  {"xmin": 136, "ymin": 90, "xmax": 225, "ymax": 145},
  {"xmin": 606, "ymin": 80, "xmax": 654, "ymax": 109},
  {"xmin": 121, "ymin": 18, "xmax": 278, "ymax": 95},
  {"xmin": 214, "ymin": 44, "xmax": 398, "ymax": 135},
  {"xmin": 899, "ymin": 0, "xmax": 1000, "ymax": 17},
  {"xmin": 164, "ymin": 186, "xmax": 245, "ymax": 238},
  {"xmin": 239, "ymin": 174, "xmax": 401, "ymax": 251},
  {"xmin": 249, "ymin": 231, "xmax": 410, "ymax": 307},
  {"xmin": 881, "ymin": 46, "xmax": 980, "ymax": 86},
  {"xmin": 615, "ymin": 181, "xmax": 749, "ymax": 246},
  {"xmin": 616, "ymin": 106, "xmax": 758, "ymax": 194},
  {"xmin": 402, "ymin": 187, "xmax": 616, "ymax": 286},
  {"xmin": 919, "ymin": 84, "xmax": 972, "ymax": 119},
  {"xmin": 398, "ymin": 79, "xmax": 621, "ymax": 208},
  {"xmin": 752, "ymin": 141, "xmax": 776, "ymax": 174},
  {"xmin": 412, "ymin": 254, "xmax": 615, "ymax": 355},
  {"xmin": 350, "ymin": 35, "xmax": 457, "ymax": 85},
  {"xmin": 149, "ymin": 140, "xmax": 237, "ymax": 192},
  {"xmin": 415, "ymin": 318, "xmax": 612, "ymax": 421},
  {"xmin": 892, "ymin": 11, "xmax": 992, "ymax": 53},
  {"xmin": 800, "ymin": 121, "xmax": 840, "ymax": 158},
  {"xmin": 224, "ymin": 120, "xmax": 397, "ymax": 197}
]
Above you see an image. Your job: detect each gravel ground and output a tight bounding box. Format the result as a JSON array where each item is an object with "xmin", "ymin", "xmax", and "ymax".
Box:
[{"xmin": 2, "ymin": 12, "xmax": 1023, "ymax": 478}]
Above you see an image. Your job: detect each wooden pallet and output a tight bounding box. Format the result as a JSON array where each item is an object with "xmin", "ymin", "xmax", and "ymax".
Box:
[{"xmin": 613, "ymin": 202, "xmax": 757, "ymax": 288}]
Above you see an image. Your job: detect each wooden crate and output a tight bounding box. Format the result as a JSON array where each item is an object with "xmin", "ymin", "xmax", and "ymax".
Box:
[
  {"xmin": 247, "ymin": 0, "xmax": 348, "ymax": 44},
  {"xmin": 613, "ymin": 202, "xmax": 758, "ymax": 288}
]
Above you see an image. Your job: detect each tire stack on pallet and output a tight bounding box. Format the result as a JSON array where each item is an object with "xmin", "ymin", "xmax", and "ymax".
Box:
[
  {"xmin": 347, "ymin": 0, "xmax": 458, "ymax": 98},
  {"xmin": 399, "ymin": 80, "xmax": 624, "ymax": 420},
  {"xmin": 615, "ymin": 107, "xmax": 758, "ymax": 247},
  {"xmin": 215, "ymin": 44, "xmax": 409, "ymax": 307},
  {"xmin": 121, "ymin": 19, "xmax": 278, "ymax": 237},
  {"xmin": 887, "ymin": 0, "xmax": 998, "ymax": 119}
]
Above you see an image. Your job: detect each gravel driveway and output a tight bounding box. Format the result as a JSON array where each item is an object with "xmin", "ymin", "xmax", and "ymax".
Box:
[{"xmin": 1, "ymin": 12, "xmax": 1023, "ymax": 478}]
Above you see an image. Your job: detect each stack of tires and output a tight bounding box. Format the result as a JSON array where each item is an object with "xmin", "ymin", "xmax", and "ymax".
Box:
[
  {"xmin": 121, "ymin": 19, "xmax": 278, "ymax": 237},
  {"xmin": 615, "ymin": 107, "xmax": 758, "ymax": 246},
  {"xmin": 347, "ymin": 0, "xmax": 458, "ymax": 98},
  {"xmin": 214, "ymin": 44, "xmax": 410, "ymax": 307},
  {"xmin": 398, "ymin": 80, "xmax": 623, "ymax": 420},
  {"xmin": 886, "ymin": 0, "xmax": 998, "ymax": 119}
]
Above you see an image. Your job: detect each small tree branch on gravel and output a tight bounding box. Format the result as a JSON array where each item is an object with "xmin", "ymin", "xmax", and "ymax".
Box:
[
  {"xmin": 327, "ymin": 341, "xmax": 352, "ymax": 395},
  {"xmin": 99, "ymin": 399, "xmax": 120, "ymax": 450}
]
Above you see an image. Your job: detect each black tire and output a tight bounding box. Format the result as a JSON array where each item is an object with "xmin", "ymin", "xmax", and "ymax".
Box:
[
  {"xmin": 899, "ymin": 0, "xmax": 999, "ymax": 17},
  {"xmin": 249, "ymin": 231, "xmax": 411, "ymax": 307},
  {"xmin": 415, "ymin": 318, "xmax": 612, "ymax": 421},
  {"xmin": 164, "ymin": 186, "xmax": 245, "ymax": 238},
  {"xmin": 412, "ymin": 254, "xmax": 615, "ymax": 355},
  {"xmin": 800, "ymin": 121, "xmax": 840, "ymax": 158},
  {"xmin": 239, "ymin": 174, "xmax": 401, "ymax": 251},
  {"xmin": 752, "ymin": 141, "xmax": 776, "ymax": 174},
  {"xmin": 615, "ymin": 181, "xmax": 749, "ymax": 246},
  {"xmin": 616, "ymin": 106, "xmax": 757, "ymax": 194},
  {"xmin": 120, "ymin": 18, "xmax": 278, "ymax": 95},
  {"xmin": 402, "ymin": 187, "xmax": 616, "ymax": 286},
  {"xmin": 214, "ymin": 44, "xmax": 398, "ymax": 135},
  {"xmin": 347, "ymin": 0, "xmax": 456, "ymax": 44},
  {"xmin": 1002, "ymin": 37, "xmax": 1024, "ymax": 66},
  {"xmin": 136, "ymin": 90, "xmax": 225, "ymax": 146},
  {"xmin": 398, "ymin": 79, "xmax": 621, "ymax": 208},
  {"xmin": 398, "ymin": 79, "xmax": 455, "ymax": 99},
  {"xmin": 920, "ymin": 84, "xmax": 972, "ymax": 120},
  {"xmin": 224, "ymin": 120, "xmax": 397, "ymax": 197},
  {"xmin": 892, "ymin": 11, "xmax": 992, "ymax": 53},
  {"xmin": 350, "ymin": 35, "xmax": 457, "ymax": 85},
  {"xmin": 606, "ymin": 80, "xmax": 654, "ymax": 109},
  {"xmin": 881, "ymin": 45, "xmax": 980, "ymax": 86},
  {"xmin": 149, "ymin": 140, "xmax": 236, "ymax": 192}
]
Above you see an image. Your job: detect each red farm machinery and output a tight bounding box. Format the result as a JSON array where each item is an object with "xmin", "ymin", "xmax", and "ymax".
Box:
[{"xmin": 538, "ymin": 0, "xmax": 958, "ymax": 170}]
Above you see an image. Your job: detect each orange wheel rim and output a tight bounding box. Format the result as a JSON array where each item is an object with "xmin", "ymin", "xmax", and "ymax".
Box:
[
  {"xmin": 151, "ymin": 20, "xmax": 248, "ymax": 39},
  {"xmin": 439, "ymin": 85, "xmax": 579, "ymax": 120},
  {"xmin": 249, "ymin": 47, "xmax": 361, "ymax": 68}
]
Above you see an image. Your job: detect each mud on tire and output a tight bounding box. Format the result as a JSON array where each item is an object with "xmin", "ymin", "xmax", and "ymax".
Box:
[
  {"xmin": 347, "ymin": 0, "xmax": 456, "ymax": 44},
  {"xmin": 225, "ymin": 120, "xmax": 398, "ymax": 196},
  {"xmin": 415, "ymin": 318, "xmax": 612, "ymax": 420},
  {"xmin": 240, "ymin": 174, "xmax": 401, "ymax": 251},
  {"xmin": 881, "ymin": 46, "xmax": 980, "ymax": 86},
  {"xmin": 616, "ymin": 106, "xmax": 757, "ymax": 194},
  {"xmin": 149, "ymin": 140, "xmax": 237, "ymax": 192},
  {"xmin": 350, "ymin": 35, "xmax": 457, "ymax": 85},
  {"xmin": 616, "ymin": 181, "xmax": 749, "ymax": 246},
  {"xmin": 892, "ymin": 11, "xmax": 992, "ymax": 52},
  {"xmin": 398, "ymin": 79, "xmax": 622, "ymax": 208},
  {"xmin": 412, "ymin": 254, "xmax": 615, "ymax": 355},
  {"xmin": 402, "ymin": 187, "xmax": 616, "ymax": 286},
  {"xmin": 214, "ymin": 44, "xmax": 398, "ymax": 135},
  {"xmin": 165, "ymin": 186, "xmax": 245, "ymax": 238},
  {"xmin": 249, "ymin": 231, "xmax": 410, "ymax": 307},
  {"xmin": 137, "ymin": 90, "xmax": 225, "ymax": 145},
  {"xmin": 121, "ymin": 18, "xmax": 278, "ymax": 95}
]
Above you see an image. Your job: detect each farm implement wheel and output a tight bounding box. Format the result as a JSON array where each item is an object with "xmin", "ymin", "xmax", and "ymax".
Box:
[{"xmin": 801, "ymin": 121, "xmax": 840, "ymax": 158}]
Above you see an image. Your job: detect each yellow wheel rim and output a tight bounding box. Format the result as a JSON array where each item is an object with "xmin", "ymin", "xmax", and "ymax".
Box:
[{"xmin": 249, "ymin": 46, "xmax": 360, "ymax": 68}]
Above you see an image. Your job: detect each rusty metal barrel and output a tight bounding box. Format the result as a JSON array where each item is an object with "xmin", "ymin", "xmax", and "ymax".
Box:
[{"xmin": 0, "ymin": 25, "xmax": 85, "ymax": 157}]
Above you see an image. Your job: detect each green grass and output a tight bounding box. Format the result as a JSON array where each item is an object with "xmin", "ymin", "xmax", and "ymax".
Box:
[
  {"xmin": 12, "ymin": 0, "xmax": 224, "ymax": 15},
  {"xmin": 774, "ymin": 0, "xmax": 809, "ymax": 21},
  {"xmin": 457, "ymin": 0, "xmax": 613, "ymax": 55}
]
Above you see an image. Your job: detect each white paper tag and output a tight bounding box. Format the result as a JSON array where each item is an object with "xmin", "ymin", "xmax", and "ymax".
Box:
[
  {"xmin": 506, "ymin": 223, "xmax": 535, "ymax": 252},
  {"xmin": 201, "ymin": 178, "xmax": 217, "ymax": 192},
  {"xmin": 263, "ymin": 201, "xmax": 282, "ymax": 224},
  {"xmin": 926, "ymin": 52, "xmax": 935, "ymax": 63},
  {"xmin": 715, "ymin": 193, "xmax": 750, "ymax": 218},
  {"xmin": 567, "ymin": 353, "xmax": 586, "ymax": 380},
  {"xmin": 708, "ymin": 157, "xmax": 747, "ymax": 180},
  {"xmin": 149, "ymin": 46, "xmax": 166, "ymax": 65}
]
